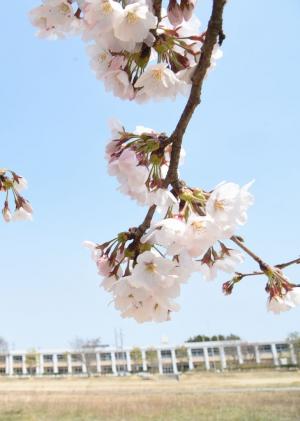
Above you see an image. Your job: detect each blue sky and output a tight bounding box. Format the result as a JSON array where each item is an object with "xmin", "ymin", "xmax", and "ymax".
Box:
[{"xmin": 0, "ymin": 0, "xmax": 299, "ymax": 350}]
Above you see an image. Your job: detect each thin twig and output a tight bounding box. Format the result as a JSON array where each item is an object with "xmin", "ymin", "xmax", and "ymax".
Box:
[
  {"xmin": 236, "ymin": 257, "xmax": 300, "ymax": 280},
  {"xmin": 230, "ymin": 235, "xmax": 271, "ymax": 272},
  {"xmin": 276, "ymin": 257, "xmax": 300, "ymax": 269}
]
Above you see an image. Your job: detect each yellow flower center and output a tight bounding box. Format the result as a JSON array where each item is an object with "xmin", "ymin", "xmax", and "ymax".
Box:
[
  {"xmin": 126, "ymin": 11, "xmax": 140, "ymax": 24},
  {"xmin": 191, "ymin": 221, "xmax": 205, "ymax": 231},
  {"xmin": 145, "ymin": 261, "xmax": 157, "ymax": 273},
  {"xmin": 59, "ymin": 3, "xmax": 70, "ymax": 14},
  {"xmin": 214, "ymin": 199, "xmax": 225, "ymax": 211},
  {"xmin": 99, "ymin": 52, "xmax": 108, "ymax": 62},
  {"xmin": 101, "ymin": 2, "xmax": 113, "ymax": 14},
  {"xmin": 151, "ymin": 68, "xmax": 164, "ymax": 81}
]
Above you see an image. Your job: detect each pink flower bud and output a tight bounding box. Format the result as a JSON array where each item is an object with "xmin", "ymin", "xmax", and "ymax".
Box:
[
  {"xmin": 180, "ymin": 0, "xmax": 196, "ymax": 21},
  {"xmin": 2, "ymin": 203, "xmax": 12, "ymax": 223},
  {"xmin": 167, "ymin": 0, "xmax": 184, "ymax": 27},
  {"xmin": 96, "ymin": 256, "xmax": 112, "ymax": 277},
  {"xmin": 21, "ymin": 199, "xmax": 33, "ymax": 214}
]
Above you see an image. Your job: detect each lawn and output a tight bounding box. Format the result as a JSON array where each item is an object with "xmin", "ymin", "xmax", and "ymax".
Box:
[{"xmin": 0, "ymin": 370, "xmax": 299, "ymax": 421}]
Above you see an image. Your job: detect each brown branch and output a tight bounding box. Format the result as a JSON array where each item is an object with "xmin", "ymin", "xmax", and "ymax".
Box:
[
  {"xmin": 231, "ymin": 235, "xmax": 270, "ymax": 272},
  {"xmin": 236, "ymin": 257, "xmax": 300, "ymax": 280},
  {"xmin": 276, "ymin": 257, "xmax": 300, "ymax": 270},
  {"xmin": 132, "ymin": 0, "xmax": 227, "ymax": 242},
  {"xmin": 153, "ymin": 0, "xmax": 163, "ymax": 20},
  {"xmin": 132, "ymin": 205, "xmax": 156, "ymax": 244},
  {"xmin": 164, "ymin": 0, "xmax": 227, "ymax": 191}
]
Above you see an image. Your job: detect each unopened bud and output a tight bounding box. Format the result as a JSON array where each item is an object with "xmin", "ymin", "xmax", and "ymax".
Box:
[
  {"xmin": 180, "ymin": 0, "xmax": 196, "ymax": 21},
  {"xmin": 167, "ymin": 0, "xmax": 184, "ymax": 26},
  {"xmin": 2, "ymin": 202, "xmax": 12, "ymax": 223},
  {"xmin": 21, "ymin": 199, "xmax": 33, "ymax": 214}
]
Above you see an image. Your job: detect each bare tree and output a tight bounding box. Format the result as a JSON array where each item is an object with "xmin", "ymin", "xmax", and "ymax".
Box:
[
  {"xmin": 70, "ymin": 337, "xmax": 102, "ymax": 376},
  {"xmin": 0, "ymin": 337, "xmax": 8, "ymax": 353}
]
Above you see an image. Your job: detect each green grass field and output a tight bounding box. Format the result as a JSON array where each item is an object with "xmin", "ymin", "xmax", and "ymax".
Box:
[{"xmin": 0, "ymin": 370, "xmax": 300, "ymax": 420}]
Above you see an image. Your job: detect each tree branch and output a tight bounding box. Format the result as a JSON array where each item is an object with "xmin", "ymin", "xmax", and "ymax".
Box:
[
  {"xmin": 133, "ymin": 0, "xmax": 227, "ymax": 242},
  {"xmin": 164, "ymin": 0, "xmax": 227, "ymax": 191},
  {"xmin": 236, "ymin": 257, "xmax": 300, "ymax": 280},
  {"xmin": 231, "ymin": 235, "xmax": 270, "ymax": 272},
  {"xmin": 131, "ymin": 204, "xmax": 156, "ymax": 244},
  {"xmin": 153, "ymin": 0, "xmax": 163, "ymax": 20}
]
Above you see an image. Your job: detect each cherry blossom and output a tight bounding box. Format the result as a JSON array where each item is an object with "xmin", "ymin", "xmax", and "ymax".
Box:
[
  {"xmin": 30, "ymin": 0, "xmax": 215, "ymax": 102},
  {"xmin": 135, "ymin": 64, "xmax": 189, "ymax": 102},
  {"xmin": 0, "ymin": 170, "xmax": 33, "ymax": 223},
  {"xmin": 29, "ymin": 0, "xmax": 80, "ymax": 39},
  {"xmin": 268, "ymin": 288, "xmax": 300, "ymax": 314},
  {"xmin": 113, "ymin": 1, "xmax": 157, "ymax": 50}
]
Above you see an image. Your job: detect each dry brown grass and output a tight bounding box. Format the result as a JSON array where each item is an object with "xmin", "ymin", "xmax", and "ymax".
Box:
[{"xmin": 0, "ymin": 370, "xmax": 300, "ymax": 420}]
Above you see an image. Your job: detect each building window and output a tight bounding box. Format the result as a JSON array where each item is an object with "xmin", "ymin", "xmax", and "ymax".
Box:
[
  {"xmin": 71, "ymin": 354, "xmax": 82, "ymax": 362},
  {"xmin": 258, "ymin": 345, "xmax": 272, "ymax": 353},
  {"xmin": 58, "ymin": 367, "xmax": 68, "ymax": 374},
  {"xmin": 13, "ymin": 368, "xmax": 23, "ymax": 375},
  {"xmin": 0, "ymin": 356, "xmax": 6, "ymax": 363},
  {"xmin": 43, "ymin": 355, "xmax": 53, "ymax": 362},
  {"xmin": 73, "ymin": 367, "xmax": 83, "ymax": 374},
  {"xmin": 57, "ymin": 354, "xmax": 67, "ymax": 361},
  {"xmin": 191, "ymin": 348, "xmax": 203, "ymax": 357},
  {"xmin": 115, "ymin": 352, "xmax": 126, "ymax": 360},
  {"xmin": 208, "ymin": 348, "xmax": 220, "ymax": 356},
  {"xmin": 116, "ymin": 364, "xmax": 127, "ymax": 373},
  {"xmin": 13, "ymin": 355, "xmax": 23, "ymax": 363},
  {"xmin": 276, "ymin": 344, "xmax": 289, "ymax": 352},
  {"xmin": 162, "ymin": 365, "xmax": 173, "ymax": 374},
  {"xmin": 100, "ymin": 353, "xmax": 112, "ymax": 361},
  {"xmin": 102, "ymin": 366, "xmax": 113, "ymax": 374},
  {"xmin": 0, "ymin": 368, "xmax": 6, "ymax": 375},
  {"xmin": 44, "ymin": 367, "xmax": 54, "ymax": 374},
  {"xmin": 161, "ymin": 350, "xmax": 172, "ymax": 359}
]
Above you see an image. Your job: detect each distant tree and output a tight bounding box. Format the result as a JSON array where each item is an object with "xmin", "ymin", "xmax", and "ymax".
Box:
[
  {"xmin": 225, "ymin": 334, "xmax": 241, "ymax": 341},
  {"xmin": 0, "ymin": 337, "xmax": 8, "ymax": 353},
  {"xmin": 287, "ymin": 332, "xmax": 300, "ymax": 365},
  {"xmin": 130, "ymin": 347, "xmax": 143, "ymax": 373},
  {"xmin": 186, "ymin": 335, "xmax": 208, "ymax": 343},
  {"xmin": 186, "ymin": 334, "xmax": 241, "ymax": 343},
  {"xmin": 70, "ymin": 337, "xmax": 102, "ymax": 376},
  {"xmin": 146, "ymin": 348, "xmax": 158, "ymax": 374},
  {"xmin": 176, "ymin": 346, "xmax": 188, "ymax": 360},
  {"xmin": 26, "ymin": 349, "xmax": 38, "ymax": 375},
  {"xmin": 286, "ymin": 332, "xmax": 300, "ymax": 342}
]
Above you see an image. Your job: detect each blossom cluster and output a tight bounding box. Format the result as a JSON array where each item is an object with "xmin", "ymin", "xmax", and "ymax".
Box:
[
  {"xmin": 106, "ymin": 120, "xmax": 184, "ymax": 210},
  {"xmin": 0, "ymin": 169, "xmax": 33, "ymax": 222},
  {"xmin": 29, "ymin": 0, "xmax": 222, "ymax": 101},
  {"xmin": 265, "ymin": 268, "xmax": 300, "ymax": 315},
  {"xmin": 84, "ymin": 122, "xmax": 259, "ymax": 322}
]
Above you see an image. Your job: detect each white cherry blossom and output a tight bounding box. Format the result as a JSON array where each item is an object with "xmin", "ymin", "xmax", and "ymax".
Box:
[
  {"xmin": 12, "ymin": 207, "xmax": 33, "ymax": 222},
  {"xmin": 13, "ymin": 176, "xmax": 28, "ymax": 193},
  {"xmin": 129, "ymin": 250, "xmax": 179, "ymax": 292},
  {"xmin": 30, "ymin": 0, "xmax": 79, "ymax": 39},
  {"xmin": 268, "ymin": 287, "xmax": 300, "ymax": 314},
  {"xmin": 113, "ymin": 1, "xmax": 157, "ymax": 51},
  {"xmin": 135, "ymin": 64, "xmax": 189, "ymax": 102},
  {"xmin": 206, "ymin": 181, "xmax": 254, "ymax": 237},
  {"xmin": 142, "ymin": 217, "xmax": 187, "ymax": 255},
  {"xmin": 185, "ymin": 214, "xmax": 218, "ymax": 257},
  {"xmin": 214, "ymin": 249, "xmax": 244, "ymax": 273},
  {"xmin": 103, "ymin": 70, "xmax": 135, "ymax": 100}
]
